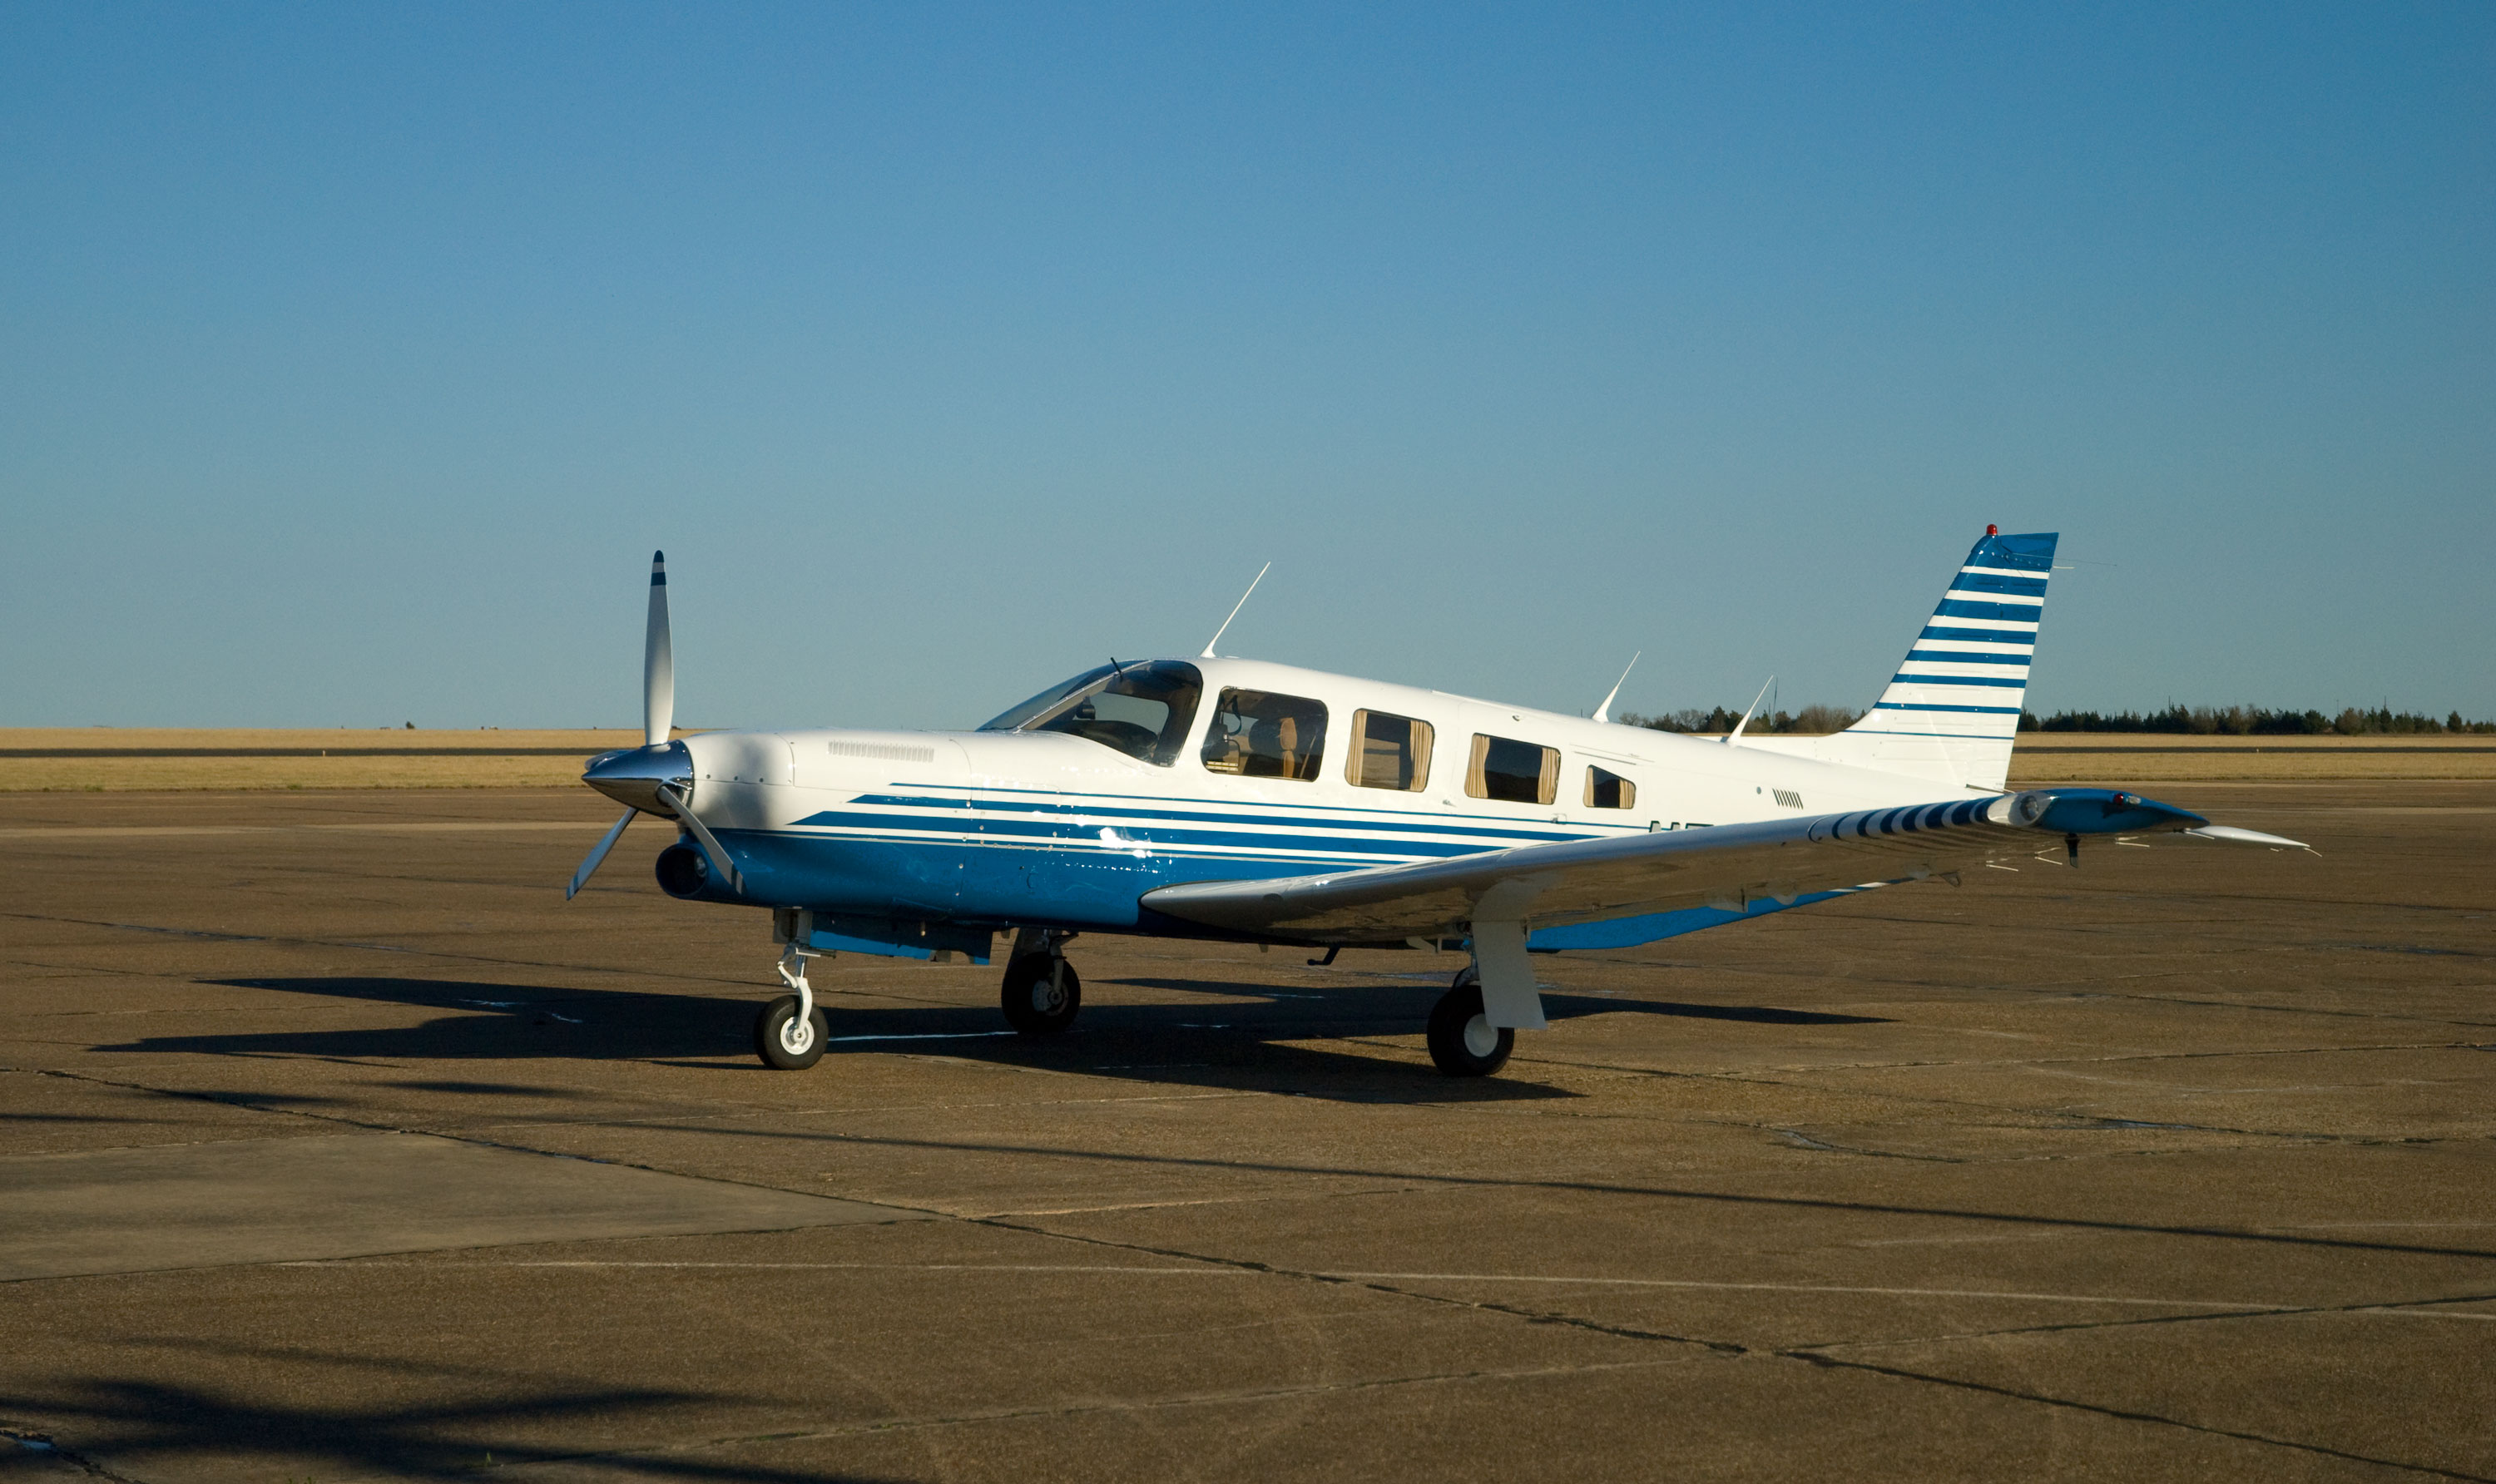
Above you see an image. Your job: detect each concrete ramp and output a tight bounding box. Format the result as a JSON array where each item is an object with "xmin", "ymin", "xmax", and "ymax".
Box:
[{"xmin": 0, "ymin": 1132, "xmax": 922, "ymax": 1280}]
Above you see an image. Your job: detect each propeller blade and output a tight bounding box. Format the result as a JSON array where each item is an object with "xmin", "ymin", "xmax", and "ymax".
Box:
[
  {"xmin": 656, "ymin": 783, "xmax": 743, "ymax": 895},
  {"xmin": 645, "ymin": 550, "xmax": 674, "ymax": 747},
  {"xmin": 566, "ymin": 808, "xmax": 637, "ymax": 899}
]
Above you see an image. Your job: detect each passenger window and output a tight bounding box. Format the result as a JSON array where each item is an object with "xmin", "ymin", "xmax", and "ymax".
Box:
[
  {"xmin": 1467, "ymin": 735, "xmax": 1558, "ymax": 805},
  {"xmin": 1346, "ymin": 710, "xmax": 1433, "ymax": 791},
  {"xmin": 1201, "ymin": 689, "xmax": 1329, "ymax": 781},
  {"xmin": 1586, "ymin": 764, "xmax": 1636, "ymax": 809}
]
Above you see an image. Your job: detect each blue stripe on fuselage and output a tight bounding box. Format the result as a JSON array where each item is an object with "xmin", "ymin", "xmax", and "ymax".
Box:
[
  {"xmin": 795, "ymin": 809, "xmax": 1483, "ymax": 861},
  {"xmin": 831, "ymin": 793, "xmax": 1589, "ymax": 845}
]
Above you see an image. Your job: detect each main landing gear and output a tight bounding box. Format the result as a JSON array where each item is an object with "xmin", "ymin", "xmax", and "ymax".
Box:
[
  {"xmin": 1426, "ymin": 962, "xmax": 1514, "ymax": 1077},
  {"xmin": 1000, "ymin": 928, "xmax": 1081, "ymax": 1037},
  {"xmin": 755, "ymin": 908, "xmax": 828, "ymax": 1071}
]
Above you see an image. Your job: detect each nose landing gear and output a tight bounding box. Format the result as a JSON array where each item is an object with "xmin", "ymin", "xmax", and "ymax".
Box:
[
  {"xmin": 1001, "ymin": 928, "xmax": 1081, "ymax": 1037},
  {"xmin": 755, "ymin": 908, "xmax": 829, "ymax": 1070}
]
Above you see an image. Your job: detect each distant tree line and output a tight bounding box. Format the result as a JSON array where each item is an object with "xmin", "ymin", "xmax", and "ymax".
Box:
[
  {"xmin": 1618, "ymin": 704, "xmax": 2494, "ymax": 736},
  {"xmin": 2019, "ymin": 705, "xmax": 2494, "ymax": 735},
  {"xmin": 1619, "ymin": 705, "xmax": 1863, "ymax": 735}
]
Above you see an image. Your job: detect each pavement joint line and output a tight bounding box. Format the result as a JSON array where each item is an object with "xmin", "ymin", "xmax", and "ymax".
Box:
[
  {"xmin": 963, "ymin": 1185, "xmax": 1434, "ymax": 1218},
  {"xmin": 1317, "ymin": 1273, "xmax": 2296, "ymax": 1308},
  {"xmin": 17, "ymin": 1066, "xmax": 949, "ymax": 1235},
  {"xmin": 1777, "ymin": 1350, "xmax": 2495, "ymax": 1482},
  {"xmin": 782, "ymin": 1129, "xmax": 2496, "ymax": 1260},
  {"xmin": 286, "ymin": 1259, "xmax": 1263, "ymax": 1273},
  {"xmin": 0, "ymin": 912, "xmax": 776, "ymax": 991},
  {"xmin": 1623, "ymin": 1064, "xmax": 2486, "ymax": 1144},
  {"xmin": 1770, "ymin": 1127, "xmax": 1966, "ymax": 1161},
  {"xmin": 254, "ymin": 1260, "xmax": 2444, "ymax": 1323},
  {"xmin": 390, "ymin": 1354, "xmax": 1715, "ymax": 1476},
  {"xmin": 585, "ymin": 1088, "xmax": 1258, "ymax": 1124},
  {"xmin": 970, "ymin": 1214, "xmax": 1756, "ymax": 1355},
  {"xmin": 1792, "ymin": 1288, "xmax": 2496, "ymax": 1352}
]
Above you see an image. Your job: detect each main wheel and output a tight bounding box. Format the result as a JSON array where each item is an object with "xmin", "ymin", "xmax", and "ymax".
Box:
[
  {"xmin": 755, "ymin": 993, "xmax": 828, "ymax": 1070},
  {"xmin": 1000, "ymin": 952, "xmax": 1081, "ymax": 1036},
  {"xmin": 1426, "ymin": 975, "xmax": 1513, "ymax": 1076}
]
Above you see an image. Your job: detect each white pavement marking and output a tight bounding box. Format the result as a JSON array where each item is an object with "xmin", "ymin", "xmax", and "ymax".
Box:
[{"xmin": 826, "ymin": 1030, "xmax": 1023, "ymax": 1043}]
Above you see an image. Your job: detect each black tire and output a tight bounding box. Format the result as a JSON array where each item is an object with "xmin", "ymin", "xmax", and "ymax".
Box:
[
  {"xmin": 1426, "ymin": 975, "xmax": 1513, "ymax": 1076},
  {"xmin": 1000, "ymin": 952, "xmax": 1081, "ymax": 1036},
  {"xmin": 755, "ymin": 993, "xmax": 828, "ymax": 1070}
]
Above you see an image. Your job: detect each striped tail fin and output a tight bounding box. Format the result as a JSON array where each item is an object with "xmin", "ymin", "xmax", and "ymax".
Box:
[{"xmin": 1817, "ymin": 528, "xmax": 2057, "ymax": 792}]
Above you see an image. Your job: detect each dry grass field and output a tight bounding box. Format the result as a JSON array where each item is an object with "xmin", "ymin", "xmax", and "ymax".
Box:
[
  {"xmin": 7, "ymin": 726, "xmax": 2491, "ymax": 790},
  {"xmin": 2004, "ymin": 732, "xmax": 2496, "ymax": 783},
  {"xmin": 0, "ymin": 729, "xmax": 646, "ymax": 791}
]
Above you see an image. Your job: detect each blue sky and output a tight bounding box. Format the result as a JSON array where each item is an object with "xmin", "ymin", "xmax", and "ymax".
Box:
[{"xmin": 5, "ymin": 2, "xmax": 2489, "ymax": 729}]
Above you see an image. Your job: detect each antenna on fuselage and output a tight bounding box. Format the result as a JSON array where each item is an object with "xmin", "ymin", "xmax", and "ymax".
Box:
[
  {"xmin": 1724, "ymin": 675, "xmax": 1773, "ymax": 745},
  {"xmin": 1592, "ymin": 651, "xmax": 1641, "ymax": 724},
  {"xmin": 1200, "ymin": 561, "xmax": 1271, "ymax": 659}
]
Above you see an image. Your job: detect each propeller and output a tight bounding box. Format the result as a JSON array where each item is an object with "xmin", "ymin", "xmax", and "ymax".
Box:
[
  {"xmin": 644, "ymin": 549, "xmax": 673, "ymax": 747},
  {"xmin": 567, "ymin": 807, "xmax": 636, "ymax": 899},
  {"xmin": 566, "ymin": 551, "xmax": 704, "ymax": 899}
]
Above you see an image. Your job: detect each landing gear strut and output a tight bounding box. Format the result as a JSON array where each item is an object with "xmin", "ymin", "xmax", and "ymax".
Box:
[
  {"xmin": 1001, "ymin": 928, "xmax": 1080, "ymax": 1037},
  {"xmin": 1426, "ymin": 962, "xmax": 1513, "ymax": 1076},
  {"xmin": 755, "ymin": 908, "xmax": 828, "ymax": 1070}
]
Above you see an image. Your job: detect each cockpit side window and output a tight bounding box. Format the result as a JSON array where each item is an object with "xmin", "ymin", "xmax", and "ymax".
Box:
[
  {"xmin": 1347, "ymin": 710, "xmax": 1433, "ymax": 791},
  {"xmin": 1467, "ymin": 734, "xmax": 1558, "ymax": 805},
  {"xmin": 978, "ymin": 661, "xmax": 1204, "ymax": 767},
  {"xmin": 1585, "ymin": 764, "xmax": 1636, "ymax": 809},
  {"xmin": 1201, "ymin": 688, "xmax": 1329, "ymax": 781}
]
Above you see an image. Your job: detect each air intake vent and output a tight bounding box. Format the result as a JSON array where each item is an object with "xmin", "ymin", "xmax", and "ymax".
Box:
[
  {"xmin": 1772, "ymin": 789, "xmax": 1804, "ymax": 809},
  {"xmin": 828, "ymin": 740, "xmax": 936, "ymax": 764}
]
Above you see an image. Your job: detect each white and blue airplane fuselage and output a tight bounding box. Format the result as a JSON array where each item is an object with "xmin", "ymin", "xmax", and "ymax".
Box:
[{"xmin": 568, "ymin": 530, "xmax": 2304, "ymax": 1076}]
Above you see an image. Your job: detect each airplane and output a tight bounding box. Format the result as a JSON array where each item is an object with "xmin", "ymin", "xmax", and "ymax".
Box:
[{"xmin": 565, "ymin": 527, "xmax": 2305, "ymax": 1076}]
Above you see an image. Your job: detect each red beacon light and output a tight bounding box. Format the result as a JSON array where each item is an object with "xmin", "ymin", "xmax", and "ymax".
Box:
[{"xmin": 1986, "ymin": 524, "xmax": 1998, "ymax": 536}]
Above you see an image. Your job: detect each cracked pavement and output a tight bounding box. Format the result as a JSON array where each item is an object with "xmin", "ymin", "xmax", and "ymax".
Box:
[{"xmin": 1, "ymin": 781, "xmax": 2490, "ymax": 1481}]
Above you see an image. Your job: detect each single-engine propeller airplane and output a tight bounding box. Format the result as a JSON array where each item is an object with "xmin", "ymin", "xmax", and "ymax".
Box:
[{"xmin": 567, "ymin": 527, "xmax": 2305, "ymax": 1076}]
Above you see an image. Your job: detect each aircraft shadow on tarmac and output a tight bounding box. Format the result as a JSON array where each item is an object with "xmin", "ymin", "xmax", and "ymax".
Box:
[
  {"xmin": 97, "ymin": 974, "xmax": 1886, "ymax": 1106},
  {"xmin": 4, "ymin": 1339, "xmax": 902, "ymax": 1484}
]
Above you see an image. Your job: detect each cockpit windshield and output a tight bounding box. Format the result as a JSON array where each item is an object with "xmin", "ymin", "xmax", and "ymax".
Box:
[{"xmin": 978, "ymin": 660, "xmax": 1205, "ymax": 767}]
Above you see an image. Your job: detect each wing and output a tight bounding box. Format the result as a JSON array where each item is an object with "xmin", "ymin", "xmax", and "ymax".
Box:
[{"xmin": 1142, "ymin": 788, "xmax": 2295, "ymax": 944}]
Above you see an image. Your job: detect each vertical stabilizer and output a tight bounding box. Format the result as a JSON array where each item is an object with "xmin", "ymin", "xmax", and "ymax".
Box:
[{"xmin": 1813, "ymin": 528, "xmax": 2057, "ymax": 791}]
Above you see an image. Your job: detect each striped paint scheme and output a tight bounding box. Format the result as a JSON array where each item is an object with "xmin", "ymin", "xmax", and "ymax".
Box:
[
  {"xmin": 1855, "ymin": 532, "xmax": 2057, "ymax": 740},
  {"xmin": 778, "ymin": 786, "xmax": 1641, "ymax": 872}
]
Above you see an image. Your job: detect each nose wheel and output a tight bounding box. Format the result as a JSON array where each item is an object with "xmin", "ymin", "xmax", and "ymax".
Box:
[
  {"xmin": 1000, "ymin": 932, "xmax": 1081, "ymax": 1036},
  {"xmin": 755, "ymin": 991, "xmax": 827, "ymax": 1070},
  {"xmin": 1426, "ymin": 963, "xmax": 1513, "ymax": 1076},
  {"xmin": 755, "ymin": 908, "xmax": 829, "ymax": 1070}
]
